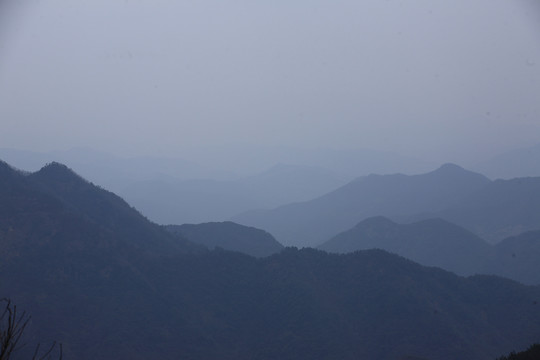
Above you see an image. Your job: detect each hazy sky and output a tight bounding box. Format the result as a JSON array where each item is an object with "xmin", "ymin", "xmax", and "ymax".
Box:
[{"xmin": 1, "ymin": 0, "xmax": 539, "ymax": 164}]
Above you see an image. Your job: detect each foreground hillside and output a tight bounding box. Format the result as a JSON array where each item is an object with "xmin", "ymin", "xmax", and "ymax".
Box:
[{"xmin": 1, "ymin": 160, "xmax": 540, "ymax": 359}]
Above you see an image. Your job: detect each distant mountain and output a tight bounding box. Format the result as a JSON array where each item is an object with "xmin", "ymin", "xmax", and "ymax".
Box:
[
  {"xmin": 474, "ymin": 143, "xmax": 540, "ymax": 180},
  {"xmin": 119, "ymin": 163, "xmax": 346, "ymax": 225},
  {"xmin": 233, "ymin": 164, "xmax": 490, "ymax": 247},
  {"xmin": 319, "ymin": 217, "xmax": 490, "ymax": 276},
  {"xmin": 319, "ymin": 217, "xmax": 540, "ymax": 285},
  {"xmin": 0, "ymin": 146, "xmax": 432, "ymax": 225},
  {"xmin": 239, "ymin": 163, "xmax": 347, "ymax": 207},
  {"xmin": 166, "ymin": 221, "xmax": 283, "ymax": 257},
  {"xmin": 2, "ymin": 159, "xmax": 540, "ymax": 359},
  {"xmin": 0, "ymin": 147, "xmax": 215, "ymax": 189},
  {"xmin": 409, "ymin": 176, "xmax": 540, "ymax": 243},
  {"xmin": 486, "ymin": 230, "xmax": 540, "ymax": 285},
  {"xmin": 177, "ymin": 144, "xmax": 436, "ymax": 179},
  {"xmin": 121, "ymin": 178, "xmax": 257, "ymax": 225}
]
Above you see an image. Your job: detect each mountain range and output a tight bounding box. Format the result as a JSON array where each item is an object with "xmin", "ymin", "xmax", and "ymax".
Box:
[
  {"xmin": 1, "ymin": 159, "xmax": 540, "ymax": 359},
  {"xmin": 474, "ymin": 143, "xmax": 540, "ymax": 180},
  {"xmin": 233, "ymin": 163, "xmax": 540, "ymax": 247},
  {"xmin": 319, "ymin": 217, "xmax": 490, "ymax": 276},
  {"xmin": 319, "ymin": 216, "xmax": 540, "ymax": 285},
  {"xmin": 233, "ymin": 163, "xmax": 490, "ymax": 247},
  {"xmin": 120, "ymin": 163, "xmax": 346, "ymax": 225}
]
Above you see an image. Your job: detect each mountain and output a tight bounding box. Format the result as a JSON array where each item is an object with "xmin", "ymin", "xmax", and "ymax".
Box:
[
  {"xmin": 0, "ymin": 160, "xmax": 200, "ymax": 260},
  {"xmin": 486, "ymin": 230, "xmax": 540, "ymax": 285},
  {"xmin": 474, "ymin": 143, "xmax": 540, "ymax": 180},
  {"xmin": 496, "ymin": 343, "xmax": 540, "ymax": 360},
  {"xmin": 233, "ymin": 164, "xmax": 490, "ymax": 247},
  {"xmin": 238, "ymin": 163, "xmax": 347, "ymax": 208},
  {"xmin": 5, "ymin": 245, "xmax": 540, "ymax": 360},
  {"xmin": 319, "ymin": 217, "xmax": 491, "ymax": 276},
  {"xmin": 118, "ymin": 163, "xmax": 346, "ymax": 225},
  {"xmin": 415, "ymin": 177, "xmax": 540, "ymax": 243},
  {"xmin": 2, "ymin": 159, "xmax": 540, "ymax": 359},
  {"xmin": 166, "ymin": 221, "xmax": 283, "ymax": 257},
  {"xmin": 319, "ymin": 217, "xmax": 540, "ymax": 285},
  {"xmin": 0, "ymin": 146, "xmax": 429, "ymax": 226},
  {"xmin": 174, "ymin": 144, "xmax": 436, "ymax": 179},
  {"xmin": 120, "ymin": 178, "xmax": 257, "ymax": 225}
]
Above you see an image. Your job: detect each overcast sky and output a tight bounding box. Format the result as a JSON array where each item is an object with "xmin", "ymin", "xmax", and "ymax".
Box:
[{"xmin": 1, "ymin": 0, "xmax": 539, "ymax": 165}]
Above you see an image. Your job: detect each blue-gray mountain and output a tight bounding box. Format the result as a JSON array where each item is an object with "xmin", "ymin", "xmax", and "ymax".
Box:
[
  {"xmin": 318, "ymin": 216, "xmax": 540, "ymax": 285},
  {"xmin": 233, "ymin": 164, "xmax": 540, "ymax": 247},
  {"xmin": 233, "ymin": 163, "xmax": 491, "ymax": 247},
  {"xmin": 2, "ymin": 159, "xmax": 540, "ymax": 360},
  {"xmin": 413, "ymin": 176, "xmax": 540, "ymax": 242},
  {"xmin": 120, "ymin": 163, "xmax": 346, "ymax": 225},
  {"xmin": 474, "ymin": 142, "xmax": 540, "ymax": 180},
  {"xmin": 319, "ymin": 217, "xmax": 489, "ymax": 275}
]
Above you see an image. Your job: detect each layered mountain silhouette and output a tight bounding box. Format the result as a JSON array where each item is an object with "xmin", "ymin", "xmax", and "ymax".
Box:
[
  {"xmin": 485, "ymin": 230, "xmax": 540, "ymax": 285},
  {"xmin": 115, "ymin": 163, "xmax": 346, "ymax": 225},
  {"xmin": 2, "ymin": 159, "xmax": 540, "ymax": 359},
  {"xmin": 319, "ymin": 217, "xmax": 490, "ymax": 276},
  {"xmin": 319, "ymin": 216, "xmax": 540, "ymax": 285},
  {"xmin": 415, "ymin": 176, "xmax": 540, "ymax": 242},
  {"xmin": 166, "ymin": 221, "xmax": 283, "ymax": 257},
  {"xmin": 234, "ymin": 164, "xmax": 540, "ymax": 247},
  {"xmin": 0, "ymin": 160, "xmax": 199, "ymax": 256},
  {"xmin": 233, "ymin": 163, "xmax": 491, "ymax": 247},
  {"xmin": 474, "ymin": 142, "xmax": 540, "ymax": 179}
]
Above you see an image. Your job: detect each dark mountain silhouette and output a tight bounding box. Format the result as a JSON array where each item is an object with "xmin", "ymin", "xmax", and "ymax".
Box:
[
  {"xmin": 0, "ymin": 160, "xmax": 200, "ymax": 261},
  {"xmin": 166, "ymin": 221, "xmax": 283, "ymax": 257},
  {"xmin": 2, "ymin": 159, "xmax": 540, "ymax": 359},
  {"xmin": 319, "ymin": 217, "xmax": 491, "ymax": 276},
  {"xmin": 496, "ymin": 343, "xmax": 540, "ymax": 360},
  {"xmin": 233, "ymin": 163, "xmax": 490, "ymax": 247}
]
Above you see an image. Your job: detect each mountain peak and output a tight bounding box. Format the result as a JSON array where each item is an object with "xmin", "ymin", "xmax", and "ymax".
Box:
[
  {"xmin": 355, "ymin": 216, "xmax": 397, "ymax": 228},
  {"xmin": 40, "ymin": 161, "xmax": 73, "ymax": 172},
  {"xmin": 439, "ymin": 162, "xmax": 463, "ymax": 170},
  {"xmin": 428, "ymin": 163, "xmax": 490, "ymax": 182},
  {"xmin": 33, "ymin": 161, "xmax": 88, "ymax": 184},
  {"xmin": 432, "ymin": 163, "xmax": 473, "ymax": 176}
]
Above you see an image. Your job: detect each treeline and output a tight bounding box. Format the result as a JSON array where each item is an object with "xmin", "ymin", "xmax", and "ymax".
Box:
[{"xmin": 497, "ymin": 344, "xmax": 540, "ymax": 360}]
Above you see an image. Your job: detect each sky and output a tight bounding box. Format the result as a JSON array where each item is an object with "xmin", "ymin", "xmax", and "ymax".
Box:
[{"xmin": 1, "ymin": 0, "xmax": 540, "ymax": 165}]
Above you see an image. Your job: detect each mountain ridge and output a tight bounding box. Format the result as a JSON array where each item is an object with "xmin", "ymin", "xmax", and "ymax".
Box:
[
  {"xmin": 166, "ymin": 221, "xmax": 283, "ymax": 257},
  {"xmin": 1, "ymin": 158, "xmax": 540, "ymax": 359},
  {"xmin": 233, "ymin": 163, "xmax": 491, "ymax": 247},
  {"xmin": 319, "ymin": 216, "xmax": 490, "ymax": 276},
  {"xmin": 319, "ymin": 216, "xmax": 540, "ymax": 285}
]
